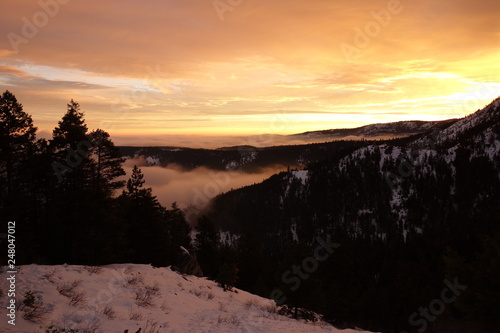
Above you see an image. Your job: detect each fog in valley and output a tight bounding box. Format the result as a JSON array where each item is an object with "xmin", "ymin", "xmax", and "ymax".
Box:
[{"xmin": 122, "ymin": 157, "xmax": 286, "ymax": 222}]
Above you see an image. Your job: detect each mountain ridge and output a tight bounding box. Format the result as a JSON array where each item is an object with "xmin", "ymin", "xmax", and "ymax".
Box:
[
  {"xmin": 118, "ymin": 119, "xmax": 459, "ymax": 172},
  {"xmin": 203, "ymin": 97, "xmax": 500, "ymax": 332}
]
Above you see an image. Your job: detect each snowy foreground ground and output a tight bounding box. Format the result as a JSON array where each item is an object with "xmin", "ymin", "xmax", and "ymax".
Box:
[{"xmin": 1, "ymin": 264, "xmax": 373, "ymax": 333}]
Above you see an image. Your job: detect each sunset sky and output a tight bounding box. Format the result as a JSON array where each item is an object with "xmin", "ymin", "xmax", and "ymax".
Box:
[{"xmin": 1, "ymin": 0, "xmax": 500, "ymax": 146}]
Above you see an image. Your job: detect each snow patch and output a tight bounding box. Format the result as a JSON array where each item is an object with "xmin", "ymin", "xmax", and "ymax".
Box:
[
  {"xmin": 292, "ymin": 170, "xmax": 309, "ymax": 185},
  {"xmin": 0, "ymin": 264, "xmax": 374, "ymax": 333}
]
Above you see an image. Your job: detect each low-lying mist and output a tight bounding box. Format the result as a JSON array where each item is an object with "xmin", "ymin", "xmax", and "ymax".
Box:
[{"xmin": 121, "ymin": 158, "xmax": 286, "ymax": 222}]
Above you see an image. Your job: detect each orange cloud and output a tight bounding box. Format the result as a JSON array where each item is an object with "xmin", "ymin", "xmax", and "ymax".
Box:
[{"xmin": 0, "ymin": 0, "xmax": 499, "ymax": 141}]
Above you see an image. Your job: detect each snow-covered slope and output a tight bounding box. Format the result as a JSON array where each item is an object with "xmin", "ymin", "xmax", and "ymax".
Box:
[{"xmin": 0, "ymin": 265, "xmax": 373, "ymax": 333}]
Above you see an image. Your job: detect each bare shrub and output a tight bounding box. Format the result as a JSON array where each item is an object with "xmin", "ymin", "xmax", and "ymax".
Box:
[
  {"xmin": 83, "ymin": 318, "xmax": 102, "ymax": 333},
  {"xmin": 22, "ymin": 290, "xmax": 36, "ymax": 308},
  {"xmin": 69, "ymin": 290, "xmax": 87, "ymax": 308},
  {"xmin": 134, "ymin": 282, "xmax": 161, "ymax": 307},
  {"xmin": 126, "ymin": 274, "xmax": 144, "ymax": 286},
  {"xmin": 244, "ymin": 298, "xmax": 261, "ymax": 309},
  {"xmin": 100, "ymin": 304, "xmax": 116, "ymax": 320},
  {"xmin": 218, "ymin": 301, "xmax": 228, "ymax": 312},
  {"xmin": 216, "ymin": 313, "xmax": 241, "ymax": 326},
  {"xmin": 129, "ymin": 308, "xmax": 143, "ymax": 321},
  {"xmin": 228, "ymin": 314, "xmax": 241, "ymax": 326},
  {"xmin": 43, "ymin": 268, "xmax": 60, "ymax": 284},
  {"xmin": 21, "ymin": 291, "xmax": 49, "ymax": 322},
  {"xmin": 135, "ymin": 289, "xmax": 154, "ymax": 307},
  {"xmin": 188, "ymin": 287, "xmax": 214, "ymax": 300},
  {"xmin": 160, "ymin": 300, "xmax": 171, "ymax": 314},
  {"xmin": 189, "ymin": 288, "xmax": 203, "ymax": 298},
  {"xmin": 144, "ymin": 318, "xmax": 160, "ymax": 333},
  {"xmin": 277, "ymin": 304, "xmax": 318, "ymax": 322},
  {"xmin": 56, "ymin": 280, "xmax": 82, "ymax": 298},
  {"xmin": 135, "ymin": 288, "xmax": 159, "ymax": 307},
  {"xmin": 85, "ymin": 266, "xmax": 102, "ymax": 275},
  {"xmin": 145, "ymin": 282, "xmax": 161, "ymax": 296},
  {"xmin": 22, "ymin": 302, "xmax": 48, "ymax": 322},
  {"xmin": 260, "ymin": 303, "xmax": 277, "ymax": 314},
  {"xmin": 43, "ymin": 318, "xmax": 101, "ymax": 333},
  {"xmin": 257, "ymin": 302, "xmax": 279, "ymax": 320}
]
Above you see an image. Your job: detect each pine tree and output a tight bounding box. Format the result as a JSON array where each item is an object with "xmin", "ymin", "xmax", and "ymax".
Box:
[
  {"xmin": 0, "ymin": 90, "xmax": 37, "ymax": 217},
  {"xmin": 119, "ymin": 166, "xmax": 171, "ymax": 265},
  {"xmin": 50, "ymin": 100, "xmax": 93, "ymax": 189},
  {"xmin": 195, "ymin": 216, "xmax": 220, "ymax": 278},
  {"xmin": 88, "ymin": 129, "xmax": 125, "ymax": 195},
  {"xmin": 167, "ymin": 202, "xmax": 192, "ymax": 253},
  {"xmin": 52, "ymin": 100, "xmax": 88, "ymax": 149},
  {"xmin": 48, "ymin": 101, "xmax": 97, "ymax": 262},
  {"xmin": 125, "ymin": 165, "xmax": 153, "ymax": 199},
  {"xmin": 0, "ymin": 91, "xmax": 40, "ymax": 263}
]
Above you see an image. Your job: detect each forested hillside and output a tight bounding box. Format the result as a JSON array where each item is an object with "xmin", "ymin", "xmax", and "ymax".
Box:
[
  {"xmin": 204, "ymin": 98, "xmax": 500, "ymax": 332},
  {"xmin": 0, "ymin": 91, "xmax": 192, "ymax": 266}
]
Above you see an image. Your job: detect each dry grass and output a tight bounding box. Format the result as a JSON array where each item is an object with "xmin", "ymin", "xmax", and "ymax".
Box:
[
  {"xmin": 56, "ymin": 280, "xmax": 82, "ymax": 297},
  {"xmin": 43, "ymin": 268, "xmax": 60, "ymax": 284},
  {"xmin": 68, "ymin": 290, "xmax": 87, "ymax": 307},
  {"xmin": 216, "ymin": 313, "xmax": 241, "ymax": 326},
  {"xmin": 188, "ymin": 286, "xmax": 215, "ymax": 300},
  {"xmin": 160, "ymin": 300, "xmax": 171, "ymax": 314},
  {"xmin": 100, "ymin": 304, "xmax": 117, "ymax": 320},
  {"xmin": 135, "ymin": 282, "xmax": 161, "ymax": 307},
  {"xmin": 56, "ymin": 280, "xmax": 87, "ymax": 307},
  {"xmin": 129, "ymin": 308, "xmax": 143, "ymax": 321},
  {"xmin": 126, "ymin": 274, "xmax": 144, "ymax": 286},
  {"xmin": 244, "ymin": 298, "xmax": 262, "ymax": 309},
  {"xmin": 218, "ymin": 301, "xmax": 228, "ymax": 312},
  {"xmin": 144, "ymin": 318, "xmax": 161, "ymax": 333}
]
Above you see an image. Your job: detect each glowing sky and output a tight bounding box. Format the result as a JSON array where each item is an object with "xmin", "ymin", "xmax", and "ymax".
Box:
[{"xmin": 1, "ymin": 0, "xmax": 500, "ymax": 146}]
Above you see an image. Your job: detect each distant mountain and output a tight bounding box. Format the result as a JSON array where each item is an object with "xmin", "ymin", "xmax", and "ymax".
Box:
[
  {"xmin": 119, "ymin": 119, "xmax": 458, "ymax": 172},
  {"xmin": 119, "ymin": 141, "xmax": 377, "ymax": 172},
  {"xmin": 290, "ymin": 119, "xmax": 458, "ymax": 142}
]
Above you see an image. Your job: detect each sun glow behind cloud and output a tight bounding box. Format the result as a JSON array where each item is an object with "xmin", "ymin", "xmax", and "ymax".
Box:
[{"xmin": 0, "ymin": 0, "xmax": 499, "ymax": 146}]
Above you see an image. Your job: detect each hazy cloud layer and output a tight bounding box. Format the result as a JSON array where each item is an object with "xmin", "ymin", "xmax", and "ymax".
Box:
[{"xmin": 122, "ymin": 158, "xmax": 285, "ymax": 220}]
